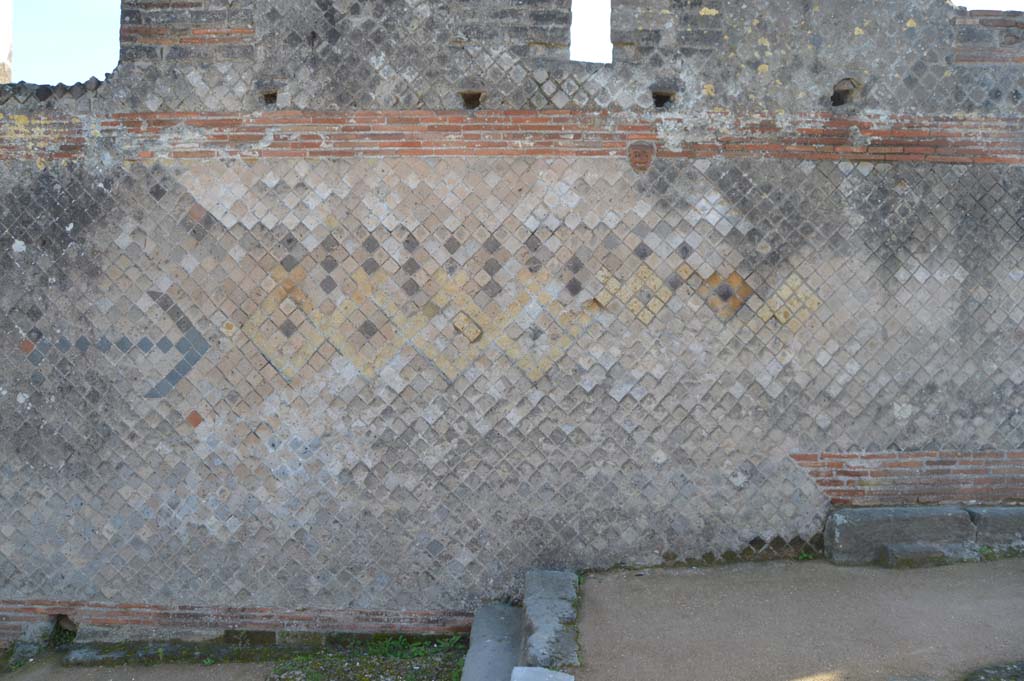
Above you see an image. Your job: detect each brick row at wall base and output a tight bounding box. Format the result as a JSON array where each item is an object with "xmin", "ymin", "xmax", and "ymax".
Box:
[
  {"xmin": 791, "ymin": 451, "xmax": 1024, "ymax": 506},
  {"xmin": 1, "ymin": 110, "xmax": 1022, "ymax": 166},
  {"xmin": 0, "ymin": 601, "xmax": 472, "ymax": 644}
]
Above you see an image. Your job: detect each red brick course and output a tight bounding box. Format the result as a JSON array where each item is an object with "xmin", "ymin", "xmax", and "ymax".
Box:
[
  {"xmin": 791, "ymin": 451, "xmax": 1024, "ymax": 506},
  {"xmin": 121, "ymin": 25, "xmax": 255, "ymax": 47},
  {"xmin": 3, "ymin": 110, "xmax": 1023, "ymax": 165},
  {"xmin": 0, "ymin": 600, "xmax": 472, "ymax": 643},
  {"xmin": 954, "ymin": 10, "xmax": 1024, "ymax": 64},
  {"xmin": 119, "ymin": 0, "xmax": 255, "ymax": 62}
]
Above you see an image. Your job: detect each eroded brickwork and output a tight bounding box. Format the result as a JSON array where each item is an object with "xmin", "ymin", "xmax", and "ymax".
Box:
[
  {"xmin": 3, "ymin": 0, "xmax": 1022, "ymax": 113},
  {"xmin": 0, "ymin": 0, "xmax": 1022, "ymax": 637}
]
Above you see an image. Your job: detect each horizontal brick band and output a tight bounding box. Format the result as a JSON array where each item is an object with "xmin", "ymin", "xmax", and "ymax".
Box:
[
  {"xmin": 0, "ymin": 599, "xmax": 472, "ymax": 643},
  {"xmin": 119, "ymin": 0, "xmax": 255, "ymax": 62},
  {"xmin": 954, "ymin": 11, "xmax": 1024, "ymax": 64},
  {"xmin": 120, "ymin": 26, "xmax": 256, "ymax": 46},
  {"xmin": 791, "ymin": 451, "xmax": 1024, "ymax": 506},
  {"xmin": 2, "ymin": 110, "xmax": 1022, "ymax": 165}
]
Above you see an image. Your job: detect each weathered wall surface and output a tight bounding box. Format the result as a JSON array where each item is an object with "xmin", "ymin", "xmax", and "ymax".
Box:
[
  {"xmin": 3, "ymin": 0, "xmax": 1022, "ymax": 113},
  {"xmin": 1, "ymin": 0, "xmax": 1023, "ymax": 637}
]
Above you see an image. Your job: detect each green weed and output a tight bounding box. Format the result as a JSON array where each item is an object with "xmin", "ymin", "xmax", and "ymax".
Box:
[{"xmin": 270, "ymin": 634, "xmax": 468, "ymax": 681}]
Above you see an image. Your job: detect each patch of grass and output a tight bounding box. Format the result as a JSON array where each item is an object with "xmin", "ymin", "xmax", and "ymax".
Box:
[
  {"xmin": 48, "ymin": 624, "xmax": 77, "ymax": 648},
  {"xmin": 270, "ymin": 635, "xmax": 467, "ymax": 681}
]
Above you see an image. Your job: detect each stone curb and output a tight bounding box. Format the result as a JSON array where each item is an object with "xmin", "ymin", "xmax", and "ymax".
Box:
[
  {"xmin": 523, "ymin": 570, "xmax": 580, "ymax": 669},
  {"xmin": 460, "ymin": 603, "xmax": 523, "ymax": 681},
  {"xmin": 967, "ymin": 507, "xmax": 1024, "ymax": 547},
  {"xmin": 461, "ymin": 570, "xmax": 580, "ymax": 681},
  {"xmin": 73, "ymin": 625, "xmax": 224, "ymax": 645},
  {"xmin": 877, "ymin": 542, "xmax": 978, "ymax": 568},
  {"xmin": 512, "ymin": 667, "xmax": 575, "ymax": 681},
  {"xmin": 825, "ymin": 505, "xmax": 1024, "ymax": 566}
]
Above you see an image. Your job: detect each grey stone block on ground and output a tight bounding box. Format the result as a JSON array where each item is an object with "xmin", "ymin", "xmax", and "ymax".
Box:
[
  {"xmin": 74, "ymin": 625, "xmax": 223, "ymax": 644},
  {"xmin": 963, "ymin": 661, "xmax": 1024, "ymax": 681},
  {"xmin": 966, "ymin": 508, "xmax": 1024, "ymax": 548},
  {"xmin": 512, "ymin": 667, "xmax": 575, "ymax": 681},
  {"xmin": 17, "ymin": 622, "xmax": 53, "ymax": 644},
  {"xmin": 877, "ymin": 542, "xmax": 978, "ymax": 569},
  {"xmin": 7, "ymin": 641, "xmax": 43, "ymax": 669},
  {"xmin": 523, "ymin": 570, "xmax": 579, "ymax": 668},
  {"xmin": 64, "ymin": 647, "xmax": 129, "ymax": 666},
  {"xmin": 6, "ymin": 621, "xmax": 52, "ymax": 669},
  {"xmin": 461, "ymin": 604, "xmax": 523, "ymax": 681},
  {"xmin": 825, "ymin": 507, "xmax": 976, "ymax": 565}
]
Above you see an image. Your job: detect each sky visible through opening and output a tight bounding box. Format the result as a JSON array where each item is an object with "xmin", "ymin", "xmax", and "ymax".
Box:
[
  {"xmin": 567, "ymin": 0, "xmax": 1024, "ymax": 64},
  {"xmin": 3, "ymin": 0, "xmax": 1024, "ymax": 83},
  {"xmin": 571, "ymin": 0, "xmax": 613, "ymax": 64},
  {"xmin": 9, "ymin": 0, "xmax": 119, "ymax": 84}
]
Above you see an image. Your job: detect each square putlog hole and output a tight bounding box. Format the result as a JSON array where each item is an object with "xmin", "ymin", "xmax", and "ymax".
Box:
[
  {"xmin": 460, "ymin": 91, "xmax": 483, "ymax": 110},
  {"xmin": 652, "ymin": 91, "xmax": 676, "ymax": 108},
  {"xmin": 830, "ymin": 78, "xmax": 862, "ymax": 107}
]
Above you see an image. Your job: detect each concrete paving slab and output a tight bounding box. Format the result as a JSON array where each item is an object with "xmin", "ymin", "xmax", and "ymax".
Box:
[{"xmin": 576, "ymin": 559, "xmax": 1024, "ymax": 681}]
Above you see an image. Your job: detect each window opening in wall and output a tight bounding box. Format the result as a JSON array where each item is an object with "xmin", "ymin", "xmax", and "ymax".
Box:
[
  {"xmin": 5, "ymin": 0, "xmax": 120, "ymax": 85},
  {"xmin": 570, "ymin": 0, "xmax": 613, "ymax": 64}
]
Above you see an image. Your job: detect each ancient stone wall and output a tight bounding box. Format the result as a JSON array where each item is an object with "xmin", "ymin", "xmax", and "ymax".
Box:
[{"xmin": 0, "ymin": 0, "xmax": 1022, "ymax": 638}]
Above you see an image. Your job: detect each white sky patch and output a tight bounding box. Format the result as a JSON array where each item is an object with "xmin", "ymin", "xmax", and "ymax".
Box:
[
  {"xmin": 952, "ymin": 0, "xmax": 1024, "ymax": 8},
  {"xmin": 570, "ymin": 0, "xmax": 612, "ymax": 64},
  {"xmin": 11, "ymin": 0, "xmax": 120, "ymax": 84},
  {"xmin": 0, "ymin": 0, "xmax": 11, "ymax": 75},
  {"xmin": 3, "ymin": 0, "xmax": 1022, "ymax": 83}
]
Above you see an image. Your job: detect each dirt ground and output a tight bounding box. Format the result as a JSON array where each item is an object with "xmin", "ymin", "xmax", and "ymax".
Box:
[
  {"xmin": 8, "ymin": 654, "xmax": 270, "ymax": 681},
  {"xmin": 576, "ymin": 559, "xmax": 1024, "ymax": 681}
]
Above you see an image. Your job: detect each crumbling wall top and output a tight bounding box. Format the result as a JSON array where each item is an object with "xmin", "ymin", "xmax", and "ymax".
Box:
[{"xmin": 0, "ymin": 0, "xmax": 1020, "ymax": 116}]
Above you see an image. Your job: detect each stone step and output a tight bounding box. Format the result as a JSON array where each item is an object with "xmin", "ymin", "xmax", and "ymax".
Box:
[
  {"xmin": 462, "ymin": 570, "xmax": 580, "ymax": 681},
  {"xmin": 825, "ymin": 506, "xmax": 975, "ymax": 565},
  {"xmin": 825, "ymin": 505, "xmax": 1024, "ymax": 566},
  {"xmin": 523, "ymin": 570, "xmax": 580, "ymax": 669},
  {"xmin": 461, "ymin": 603, "xmax": 523, "ymax": 681},
  {"xmin": 877, "ymin": 542, "xmax": 977, "ymax": 569},
  {"xmin": 512, "ymin": 667, "xmax": 576, "ymax": 681},
  {"xmin": 967, "ymin": 507, "xmax": 1024, "ymax": 548}
]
